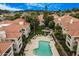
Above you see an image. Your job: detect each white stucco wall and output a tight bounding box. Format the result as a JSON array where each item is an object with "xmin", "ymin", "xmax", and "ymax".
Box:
[
  {"xmin": 0, "ymin": 31, "xmax": 6, "ymax": 41},
  {"xmin": 7, "ymin": 46, "xmax": 14, "ymax": 56},
  {"xmin": 14, "ymin": 37, "xmax": 23, "ymax": 53},
  {"xmin": 76, "ymin": 41, "xmax": 79, "ymax": 56},
  {"xmin": 24, "ymin": 26, "xmax": 30, "ymax": 38},
  {"xmin": 6, "ymin": 37, "xmax": 23, "ymax": 53},
  {"xmin": 66, "ymin": 35, "xmax": 76, "ymax": 51}
]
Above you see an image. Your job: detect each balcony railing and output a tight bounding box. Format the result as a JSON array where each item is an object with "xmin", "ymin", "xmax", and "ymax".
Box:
[{"xmin": 4, "ymin": 48, "xmax": 12, "ymax": 56}]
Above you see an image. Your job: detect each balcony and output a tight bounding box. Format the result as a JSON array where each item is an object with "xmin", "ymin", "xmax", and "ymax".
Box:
[
  {"xmin": 20, "ymin": 29, "xmax": 25, "ymax": 33},
  {"xmin": 18, "ymin": 38, "xmax": 22, "ymax": 45},
  {"xmin": 66, "ymin": 35, "xmax": 71, "ymax": 42},
  {"xmin": 4, "ymin": 47, "xmax": 13, "ymax": 56}
]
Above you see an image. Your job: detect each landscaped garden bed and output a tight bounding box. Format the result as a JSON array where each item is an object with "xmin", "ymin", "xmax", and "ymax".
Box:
[
  {"xmin": 55, "ymin": 43, "xmax": 64, "ymax": 56},
  {"xmin": 54, "ymin": 25, "xmax": 73, "ymax": 56}
]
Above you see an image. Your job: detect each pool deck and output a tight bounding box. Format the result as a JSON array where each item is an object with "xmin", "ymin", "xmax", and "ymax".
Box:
[{"xmin": 24, "ymin": 35, "xmax": 59, "ymax": 56}]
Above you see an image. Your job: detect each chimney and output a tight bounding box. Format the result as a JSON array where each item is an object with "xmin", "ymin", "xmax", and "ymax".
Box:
[
  {"xmin": 70, "ymin": 19, "xmax": 74, "ymax": 24},
  {"xmin": 0, "ymin": 31, "xmax": 6, "ymax": 40},
  {"xmin": 19, "ymin": 21, "xmax": 24, "ymax": 25},
  {"xmin": 58, "ymin": 18, "xmax": 61, "ymax": 21}
]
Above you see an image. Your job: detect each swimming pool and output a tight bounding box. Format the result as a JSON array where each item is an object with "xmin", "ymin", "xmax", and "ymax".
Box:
[{"xmin": 33, "ymin": 41, "xmax": 53, "ymax": 56}]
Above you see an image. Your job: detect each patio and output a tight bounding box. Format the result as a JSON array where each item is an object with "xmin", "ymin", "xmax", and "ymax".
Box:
[{"xmin": 24, "ymin": 35, "xmax": 59, "ymax": 56}]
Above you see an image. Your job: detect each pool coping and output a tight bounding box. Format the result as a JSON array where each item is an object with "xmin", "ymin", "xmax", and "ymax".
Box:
[
  {"xmin": 24, "ymin": 35, "xmax": 59, "ymax": 56},
  {"xmin": 33, "ymin": 41, "xmax": 53, "ymax": 56}
]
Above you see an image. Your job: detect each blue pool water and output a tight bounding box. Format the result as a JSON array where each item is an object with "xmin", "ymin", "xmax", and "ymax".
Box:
[{"xmin": 33, "ymin": 41, "xmax": 53, "ymax": 56}]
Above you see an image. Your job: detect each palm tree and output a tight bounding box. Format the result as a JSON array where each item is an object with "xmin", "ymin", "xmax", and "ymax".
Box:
[
  {"xmin": 30, "ymin": 12, "xmax": 39, "ymax": 34},
  {"xmin": 43, "ymin": 4, "xmax": 52, "ymax": 24}
]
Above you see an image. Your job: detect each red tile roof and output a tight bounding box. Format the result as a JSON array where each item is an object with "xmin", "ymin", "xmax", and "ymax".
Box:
[
  {"xmin": 0, "ymin": 20, "xmax": 13, "ymax": 25},
  {"xmin": 56, "ymin": 15, "xmax": 79, "ymax": 37},
  {"xmin": 0, "ymin": 41, "xmax": 13, "ymax": 56},
  {"xmin": 3, "ymin": 24, "xmax": 21, "ymax": 33},
  {"xmin": 60, "ymin": 15, "xmax": 79, "ymax": 25},
  {"xmin": 0, "ymin": 18, "xmax": 30, "ymax": 38},
  {"xmin": 14, "ymin": 18, "xmax": 30, "ymax": 26},
  {"xmin": 6, "ymin": 32, "xmax": 22, "ymax": 39},
  {"xmin": 66, "ymin": 21, "xmax": 79, "ymax": 37}
]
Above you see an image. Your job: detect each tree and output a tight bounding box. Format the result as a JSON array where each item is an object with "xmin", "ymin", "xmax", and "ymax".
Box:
[
  {"xmin": 30, "ymin": 17, "xmax": 39, "ymax": 34},
  {"xmin": 5, "ymin": 16, "xmax": 14, "ymax": 20},
  {"xmin": 48, "ymin": 21, "xmax": 55, "ymax": 29},
  {"xmin": 27, "ymin": 12, "xmax": 39, "ymax": 34},
  {"xmin": 54, "ymin": 24, "xmax": 62, "ymax": 36},
  {"xmin": 0, "ymin": 9, "xmax": 10, "ymax": 14},
  {"xmin": 36, "ymin": 12, "xmax": 40, "ymax": 15},
  {"xmin": 22, "ymin": 11, "xmax": 39, "ymax": 34},
  {"xmin": 54, "ymin": 24, "xmax": 64, "ymax": 40},
  {"xmin": 56, "ymin": 10, "xmax": 65, "ymax": 16},
  {"xmin": 14, "ymin": 13, "xmax": 21, "ymax": 19},
  {"xmin": 43, "ymin": 4, "xmax": 50, "ymax": 20},
  {"xmin": 64, "ymin": 10, "xmax": 71, "ymax": 13},
  {"xmin": 4, "ymin": 13, "xmax": 21, "ymax": 21},
  {"xmin": 22, "ymin": 16, "xmax": 32, "ymax": 23},
  {"xmin": 72, "ymin": 8, "xmax": 79, "ymax": 12},
  {"xmin": 70, "ymin": 13, "xmax": 79, "ymax": 19},
  {"xmin": 44, "ymin": 15, "xmax": 54, "ymax": 27}
]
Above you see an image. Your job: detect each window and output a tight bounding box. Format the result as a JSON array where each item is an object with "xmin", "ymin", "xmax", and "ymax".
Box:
[
  {"xmin": 75, "ymin": 37, "xmax": 79, "ymax": 40},
  {"xmin": 68, "ymin": 34, "xmax": 71, "ymax": 39},
  {"xmin": 67, "ymin": 41, "xmax": 70, "ymax": 46},
  {"xmin": 11, "ymin": 40, "xmax": 15, "ymax": 42},
  {"xmin": 13, "ymin": 47, "xmax": 16, "ymax": 51},
  {"xmin": 20, "ymin": 29, "xmax": 25, "ymax": 33},
  {"xmin": 13, "ymin": 44, "xmax": 16, "ymax": 51},
  {"xmin": 18, "ymin": 37, "xmax": 20, "ymax": 40},
  {"xmin": 73, "ymin": 45, "xmax": 77, "ymax": 51},
  {"xmin": 8, "ymin": 52, "xmax": 12, "ymax": 56},
  {"xmin": 19, "ymin": 44, "xmax": 21, "ymax": 48}
]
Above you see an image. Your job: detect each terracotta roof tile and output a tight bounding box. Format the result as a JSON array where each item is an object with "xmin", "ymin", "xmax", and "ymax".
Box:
[
  {"xmin": 0, "ymin": 41, "xmax": 13, "ymax": 55},
  {"xmin": 14, "ymin": 18, "xmax": 30, "ymax": 26},
  {"xmin": 0, "ymin": 18, "xmax": 30, "ymax": 39},
  {"xmin": 6, "ymin": 32, "xmax": 22, "ymax": 38},
  {"xmin": 3, "ymin": 24, "xmax": 21, "ymax": 32},
  {"xmin": 66, "ymin": 21, "xmax": 79, "ymax": 36},
  {"xmin": 58, "ymin": 15, "xmax": 79, "ymax": 37},
  {"xmin": 0, "ymin": 20, "xmax": 14, "ymax": 25}
]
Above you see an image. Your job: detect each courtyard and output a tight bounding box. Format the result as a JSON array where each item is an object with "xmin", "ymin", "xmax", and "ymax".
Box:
[{"xmin": 24, "ymin": 35, "xmax": 59, "ymax": 56}]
